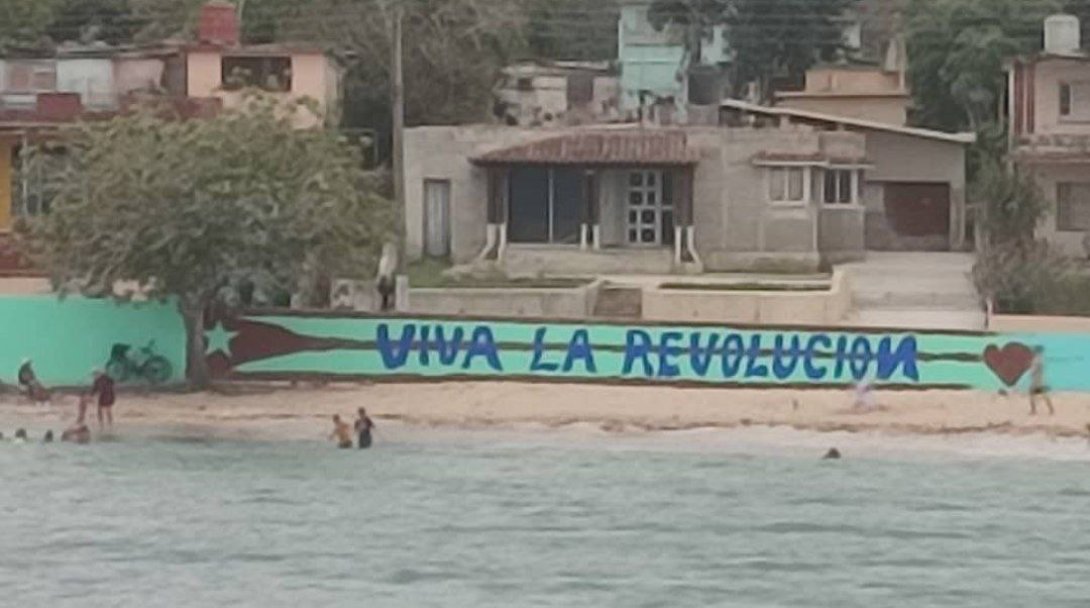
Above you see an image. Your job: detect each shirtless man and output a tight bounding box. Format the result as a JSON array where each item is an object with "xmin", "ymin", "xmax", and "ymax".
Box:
[{"xmin": 330, "ymin": 415, "xmax": 353, "ymax": 449}]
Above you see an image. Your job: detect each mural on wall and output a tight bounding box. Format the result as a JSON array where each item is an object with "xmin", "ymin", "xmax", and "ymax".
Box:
[
  {"xmin": 0, "ymin": 296, "xmax": 186, "ymax": 387},
  {"xmin": 205, "ymin": 311, "xmax": 1085, "ymax": 392}
]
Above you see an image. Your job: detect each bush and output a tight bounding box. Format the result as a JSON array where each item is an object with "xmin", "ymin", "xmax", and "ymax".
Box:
[{"xmin": 973, "ymin": 241, "xmax": 1090, "ymax": 315}]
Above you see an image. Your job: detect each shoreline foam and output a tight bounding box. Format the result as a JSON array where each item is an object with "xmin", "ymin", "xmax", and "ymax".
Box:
[{"xmin": 2, "ymin": 381, "xmax": 1090, "ymax": 458}]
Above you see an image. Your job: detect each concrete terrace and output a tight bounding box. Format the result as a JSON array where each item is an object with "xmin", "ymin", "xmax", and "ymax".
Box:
[{"xmin": 841, "ymin": 252, "xmax": 984, "ymax": 331}]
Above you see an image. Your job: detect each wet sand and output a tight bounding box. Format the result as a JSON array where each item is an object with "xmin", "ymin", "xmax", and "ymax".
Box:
[{"xmin": 2, "ymin": 381, "xmax": 1090, "ymax": 442}]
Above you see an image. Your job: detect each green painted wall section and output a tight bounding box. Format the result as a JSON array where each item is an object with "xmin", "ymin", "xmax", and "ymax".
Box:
[
  {"xmin": 212, "ymin": 313, "xmax": 1086, "ymax": 393},
  {"xmin": 0, "ymin": 296, "xmax": 185, "ymax": 387}
]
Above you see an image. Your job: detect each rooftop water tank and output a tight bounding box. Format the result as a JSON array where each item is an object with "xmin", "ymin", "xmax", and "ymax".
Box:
[{"xmin": 1044, "ymin": 14, "xmax": 1081, "ymax": 55}]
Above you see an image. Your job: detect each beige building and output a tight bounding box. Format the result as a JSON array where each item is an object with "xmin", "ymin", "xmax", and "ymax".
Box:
[
  {"xmin": 775, "ymin": 65, "xmax": 911, "ymax": 126},
  {"xmin": 493, "ymin": 61, "xmax": 620, "ymax": 128},
  {"xmin": 774, "ymin": 37, "xmax": 911, "ymax": 126},
  {"xmin": 1006, "ymin": 14, "xmax": 1090, "ymax": 257}
]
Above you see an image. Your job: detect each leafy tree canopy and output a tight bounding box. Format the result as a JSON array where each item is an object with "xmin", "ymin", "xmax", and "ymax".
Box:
[
  {"xmin": 19, "ymin": 93, "xmax": 394, "ymax": 387},
  {"xmin": 906, "ymin": 0, "xmax": 1061, "ymax": 132},
  {"xmin": 649, "ymin": 0, "xmax": 850, "ymax": 99}
]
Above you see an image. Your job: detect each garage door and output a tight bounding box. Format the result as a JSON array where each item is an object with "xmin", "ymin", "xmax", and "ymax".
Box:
[{"xmin": 867, "ymin": 182, "xmax": 950, "ymax": 251}]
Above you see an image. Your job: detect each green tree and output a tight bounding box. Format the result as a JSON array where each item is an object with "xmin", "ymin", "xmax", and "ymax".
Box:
[
  {"xmin": 524, "ymin": 0, "xmax": 619, "ymax": 61},
  {"xmin": 19, "ymin": 93, "xmax": 393, "ymax": 388},
  {"xmin": 906, "ymin": 0, "xmax": 1060, "ymax": 132},
  {"xmin": 648, "ymin": 0, "xmax": 850, "ymax": 100},
  {"xmin": 0, "ymin": 0, "xmax": 59, "ymax": 50}
]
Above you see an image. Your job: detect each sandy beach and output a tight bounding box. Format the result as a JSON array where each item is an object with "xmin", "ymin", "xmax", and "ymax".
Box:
[{"xmin": 3, "ymin": 381, "xmax": 1090, "ymax": 442}]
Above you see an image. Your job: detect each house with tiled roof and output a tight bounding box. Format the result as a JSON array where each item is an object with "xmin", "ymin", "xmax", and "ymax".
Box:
[
  {"xmin": 404, "ymin": 124, "xmax": 874, "ymax": 275},
  {"xmin": 404, "ymin": 98, "xmax": 973, "ymax": 275}
]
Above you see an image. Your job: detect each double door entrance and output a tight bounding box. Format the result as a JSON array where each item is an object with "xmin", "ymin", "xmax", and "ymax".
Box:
[{"xmin": 626, "ymin": 170, "xmax": 673, "ymax": 246}]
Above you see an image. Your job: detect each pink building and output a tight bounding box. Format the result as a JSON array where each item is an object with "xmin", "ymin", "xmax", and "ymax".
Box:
[{"xmin": 1006, "ymin": 14, "xmax": 1090, "ymax": 256}]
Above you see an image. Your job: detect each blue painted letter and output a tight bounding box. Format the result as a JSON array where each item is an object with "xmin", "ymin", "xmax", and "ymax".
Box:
[
  {"xmin": 772, "ymin": 335, "xmax": 802, "ymax": 380},
  {"xmin": 433, "ymin": 326, "xmax": 464, "ymax": 365},
  {"xmin": 530, "ymin": 327, "xmax": 559, "ymax": 372},
  {"xmin": 377, "ymin": 323, "xmax": 415, "ymax": 370},
  {"xmin": 803, "ymin": 335, "xmax": 831, "ymax": 380},
  {"xmin": 622, "ymin": 330, "xmax": 655, "ymax": 377},
  {"xmin": 562, "ymin": 329, "xmax": 597, "ymax": 373},
  {"xmin": 721, "ymin": 334, "xmax": 745, "ymax": 378},
  {"xmin": 745, "ymin": 335, "xmax": 769, "ymax": 378},
  {"xmin": 658, "ymin": 331, "xmax": 683, "ymax": 378},
  {"xmin": 689, "ymin": 333, "xmax": 720, "ymax": 377},
  {"xmin": 463, "ymin": 326, "xmax": 503, "ymax": 372},
  {"xmin": 876, "ymin": 336, "xmax": 919, "ymax": 381}
]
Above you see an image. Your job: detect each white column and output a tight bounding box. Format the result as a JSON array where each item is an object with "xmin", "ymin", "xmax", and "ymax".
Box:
[
  {"xmin": 395, "ymin": 275, "xmax": 410, "ymax": 311},
  {"xmin": 498, "ymin": 223, "xmax": 508, "ymax": 260},
  {"xmin": 674, "ymin": 226, "xmax": 683, "ymax": 265}
]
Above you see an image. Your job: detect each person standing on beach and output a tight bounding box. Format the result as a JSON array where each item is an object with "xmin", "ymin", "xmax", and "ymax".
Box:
[
  {"xmin": 330, "ymin": 415, "xmax": 353, "ymax": 449},
  {"xmin": 355, "ymin": 407, "xmax": 375, "ymax": 449},
  {"xmin": 89, "ymin": 369, "xmax": 116, "ymax": 429},
  {"xmin": 1029, "ymin": 347, "xmax": 1054, "ymax": 416}
]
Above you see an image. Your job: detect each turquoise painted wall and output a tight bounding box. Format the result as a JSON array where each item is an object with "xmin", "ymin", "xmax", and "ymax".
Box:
[
  {"xmin": 618, "ymin": 3, "xmax": 730, "ymax": 112},
  {"xmin": 0, "ymin": 296, "xmax": 185, "ymax": 387},
  {"xmin": 211, "ymin": 312, "xmax": 1088, "ymax": 393}
]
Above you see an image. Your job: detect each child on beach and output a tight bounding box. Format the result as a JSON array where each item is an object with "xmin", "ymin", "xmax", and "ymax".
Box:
[
  {"xmin": 330, "ymin": 415, "xmax": 353, "ymax": 449},
  {"xmin": 1029, "ymin": 347, "xmax": 1054, "ymax": 416},
  {"xmin": 853, "ymin": 379, "xmax": 877, "ymax": 412},
  {"xmin": 18, "ymin": 359, "xmax": 52, "ymax": 406},
  {"xmin": 89, "ymin": 369, "xmax": 116, "ymax": 429}
]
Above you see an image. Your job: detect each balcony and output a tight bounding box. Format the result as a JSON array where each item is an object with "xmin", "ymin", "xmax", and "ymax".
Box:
[{"xmin": 1014, "ymin": 133, "xmax": 1090, "ymax": 163}]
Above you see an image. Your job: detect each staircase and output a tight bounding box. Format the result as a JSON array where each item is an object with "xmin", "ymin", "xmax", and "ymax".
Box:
[
  {"xmin": 842, "ymin": 252, "xmax": 985, "ymax": 331},
  {"xmin": 592, "ymin": 284, "xmax": 643, "ymax": 320}
]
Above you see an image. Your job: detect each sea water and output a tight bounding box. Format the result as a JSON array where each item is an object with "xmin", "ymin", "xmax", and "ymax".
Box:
[{"xmin": 2, "ymin": 427, "xmax": 1090, "ymax": 607}]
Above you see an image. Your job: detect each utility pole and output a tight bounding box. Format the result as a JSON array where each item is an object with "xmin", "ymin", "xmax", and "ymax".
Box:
[{"xmin": 391, "ymin": 2, "xmax": 405, "ymax": 219}]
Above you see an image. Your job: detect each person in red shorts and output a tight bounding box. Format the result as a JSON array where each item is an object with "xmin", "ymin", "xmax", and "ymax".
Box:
[{"xmin": 89, "ymin": 369, "xmax": 116, "ymax": 430}]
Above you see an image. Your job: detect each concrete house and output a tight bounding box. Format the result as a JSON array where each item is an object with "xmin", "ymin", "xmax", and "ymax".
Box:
[
  {"xmin": 405, "ymin": 124, "xmax": 877, "ymax": 275},
  {"xmin": 404, "ymin": 101, "xmax": 973, "ymax": 275},
  {"xmin": 722, "ymin": 101, "xmax": 973, "ymax": 253},
  {"xmin": 1006, "ymin": 14, "xmax": 1090, "ymax": 257}
]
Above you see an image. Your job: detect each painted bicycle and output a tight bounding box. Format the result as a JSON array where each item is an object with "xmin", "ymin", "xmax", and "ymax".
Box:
[{"xmin": 106, "ymin": 340, "xmax": 172, "ymax": 385}]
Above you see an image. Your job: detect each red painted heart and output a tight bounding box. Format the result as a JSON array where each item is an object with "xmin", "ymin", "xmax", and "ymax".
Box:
[{"xmin": 983, "ymin": 343, "xmax": 1033, "ymax": 387}]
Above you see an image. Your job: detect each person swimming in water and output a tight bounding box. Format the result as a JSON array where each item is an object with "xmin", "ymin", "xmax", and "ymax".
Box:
[
  {"xmin": 13, "ymin": 428, "xmax": 27, "ymax": 444},
  {"xmin": 823, "ymin": 448, "xmax": 842, "ymax": 460},
  {"xmin": 330, "ymin": 415, "xmax": 353, "ymax": 449},
  {"xmin": 43, "ymin": 430, "xmax": 54, "ymax": 443},
  {"xmin": 61, "ymin": 423, "xmax": 91, "ymax": 445},
  {"xmin": 354, "ymin": 407, "xmax": 375, "ymax": 449}
]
